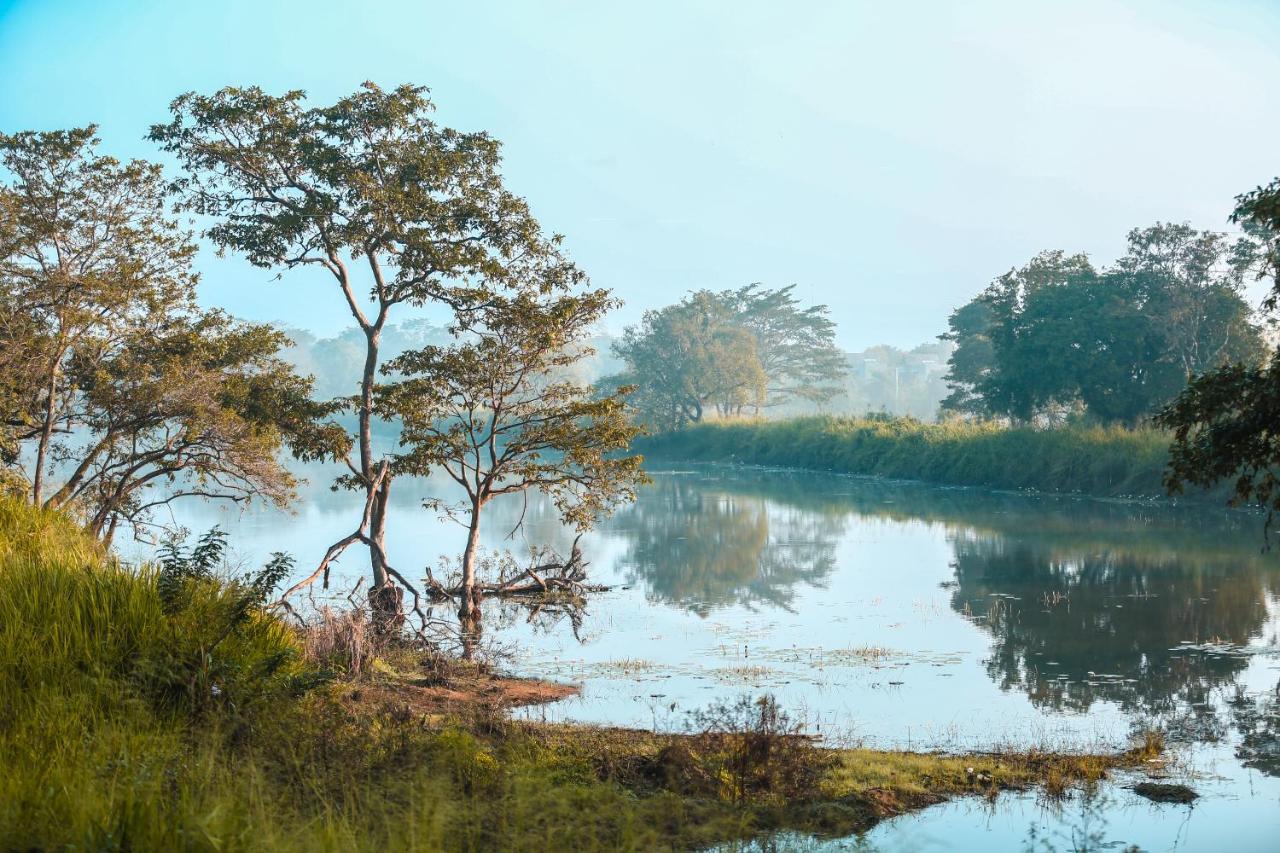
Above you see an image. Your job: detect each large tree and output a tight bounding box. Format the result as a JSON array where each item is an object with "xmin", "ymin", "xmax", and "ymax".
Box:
[
  {"xmin": 377, "ymin": 289, "xmax": 644, "ymax": 627},
  {"xmin": 941, "ymin": 226, "xmax": 1263, "ymax": 426},
  {"xmin": 712, "ymin": 284, "xmax": 847, "ymax": 411},
  {"xmin": 1158, "ymin": 180, "xmax": 1280, "ymax": 521},
  {"xmin": 0, "ymin": 127, "xmax": 343, "ymax": 541},
  {"xmin": 150, "ymin": 83, "xmax": 579, "ymax": 589},
  {"xmin": 609, "ymin": 292, "xmax": 766, "ymax": 430}
]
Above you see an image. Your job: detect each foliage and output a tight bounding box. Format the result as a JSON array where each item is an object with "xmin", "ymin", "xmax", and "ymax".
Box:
[
  {"xmin": 609, "ymin": 285, "xmax": 846, "ymax": 431},
  {"xmin": 638, "ymin": 415, "xmax": 1179, "ymax": 499},
  {"xmin": 942, "ymin": 224, "xmax": 1264, "ymax": 425},
  {"xmin": 684, "ymin": 695, "xmax": 835, "ymax": 803},
  {"xmin": 608, "ymin": 292, "xmax": 766, "ymax": 430},
  {"xmin": 1158, "ymin": 357, "xmax": 1280, "ymax": 523},
  {"xmin": 715, "ymin": 284, "xmax": 847, "ymax": 408},
  {"xmin": 379, "ymin": 289, "xmax": 645, "ymax": 617},
  {"xmin": 0, "ymin": 126, "xmax": 344, "ymax": 541},
  {"xmin": 1157, "ymin": 180, "xmax": 1280, "ymax": 522},
  {"xmin": 150, "ymin": 82, "xmax": 581, "ymax": 587}
]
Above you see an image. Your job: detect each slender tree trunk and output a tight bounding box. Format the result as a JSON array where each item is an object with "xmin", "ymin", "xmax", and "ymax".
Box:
[
  {"xmin": 102, "ymin": 514, "xmax": 118, "ymax": 549},
  {"xmin": 459, "ymin": 505, "xmax": 482, "ymax": 623},
  {"xmin": 360, "ymin": 323, "xmax": 388, "ymax": 588},
  {"xmin": 31, "ymin": 362, "xmax": 60, "ymax": 506}
]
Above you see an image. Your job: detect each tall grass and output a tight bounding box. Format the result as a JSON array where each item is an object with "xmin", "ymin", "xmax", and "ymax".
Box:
[{"xmin": 638, "ymin": 416, "xmax": 1182, "ymax": 499}]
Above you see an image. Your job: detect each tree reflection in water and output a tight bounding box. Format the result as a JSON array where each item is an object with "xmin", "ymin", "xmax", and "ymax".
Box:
[
  {"xmin": 948, "ymin": 534, "xmax": 1270, "ymax": 716},
  {"xmin": 610, "ymin": 467, "xmax": 1280, "ymax": 772},
  {"xmin": 611, "ymin": 474, "xmax": 847, "ymax": 615}
]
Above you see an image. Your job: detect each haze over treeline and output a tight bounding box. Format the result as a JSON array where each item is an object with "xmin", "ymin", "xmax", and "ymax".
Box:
[{"xmin": 3, "ymin": 0, "xmax": 1278, "ymax": 348}]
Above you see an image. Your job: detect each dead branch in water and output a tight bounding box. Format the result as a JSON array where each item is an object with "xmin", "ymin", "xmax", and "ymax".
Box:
[{"xmin": 424, "ymin": 534, "xmax": 609, "ymax": 602}]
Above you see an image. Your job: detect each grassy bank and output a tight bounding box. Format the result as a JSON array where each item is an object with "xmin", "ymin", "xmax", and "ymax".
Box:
[
  {"xmin": 0, "ymin": 497, "xmax": 1161, "ymax": 850},
  {"xmin": 638, "ymin": 416, "xmax": 1184, "ymax": 499}
]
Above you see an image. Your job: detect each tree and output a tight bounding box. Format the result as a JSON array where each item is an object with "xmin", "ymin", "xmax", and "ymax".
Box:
[
  {"xmin": 377, "ymin": 289, "xmax": 644, "ymax": 626},
  {"xmin": 1157, "ymin": 179, "xmax": 1280, "ymax": 523},
  {"xmin": 942, "ymin": 229, "xmax": 1263, "ymax": 426},
  {"xmin": 712, "ymin": 284, "xmax": 847, "ymax": 411},
  {"xmin": 939, "ymin": 298, "xmax": 997, "ymax": 417},
  {"xmin": 150, "ymin": 82, "xmax": 580, "ymax": 590},
  {"xmin": 1116, "ymin": 223, "xmax": 1262, "ymax": 381},
  {"xmin": 0, "ymin": 127, "xmax": 344, "ymax": 541},
  {"xmin": 609, "ymin": 292, "xmax": 767, "ymax": 430},
  {"xmin": 942, "ymin": 251, "xmax": 1096, "ymax": 423}
]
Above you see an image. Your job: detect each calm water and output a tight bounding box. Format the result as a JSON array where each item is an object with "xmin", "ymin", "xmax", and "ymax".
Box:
[{"xmin": 125, "ymin": 464, "xmax": 1280, "ymax": 851}]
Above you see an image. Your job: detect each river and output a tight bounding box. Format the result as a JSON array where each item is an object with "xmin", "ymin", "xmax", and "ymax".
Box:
[{"xmin": 122, "ymin": 463, "xmax": 1280, "ymax": 851}]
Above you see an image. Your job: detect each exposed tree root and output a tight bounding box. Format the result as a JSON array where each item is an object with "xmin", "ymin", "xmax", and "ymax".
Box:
[{"xmin": 273, "ymin": 461, "xmax": 447, "ymax": 642}]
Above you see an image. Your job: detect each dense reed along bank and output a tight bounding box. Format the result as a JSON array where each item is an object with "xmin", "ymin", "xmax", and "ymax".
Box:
[{"xmin": 638, "ymin": 416, "xmax": 1187, "ymax": 500}]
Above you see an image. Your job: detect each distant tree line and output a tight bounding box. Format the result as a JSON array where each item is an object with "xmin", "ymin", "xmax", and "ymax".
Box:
[{"xmin": 941, "ymin": 223, "xmax": 1266, "ymax": 426}]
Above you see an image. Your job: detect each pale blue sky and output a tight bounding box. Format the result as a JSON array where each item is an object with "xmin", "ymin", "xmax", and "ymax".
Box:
[{"xmin": 2, "ymin": 0, "xmax": 1278, "ymax": 347}]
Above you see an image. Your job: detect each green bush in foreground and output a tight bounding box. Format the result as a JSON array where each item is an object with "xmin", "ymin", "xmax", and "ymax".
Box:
[{"xmin": 638, "ymin": 416, "xmax": 1182, "ymax": 499}]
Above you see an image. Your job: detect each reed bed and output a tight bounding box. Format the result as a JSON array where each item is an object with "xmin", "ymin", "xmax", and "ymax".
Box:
[{"xmin": 638, "ymin": 416, "xmax": 1182, "ymax": 499}]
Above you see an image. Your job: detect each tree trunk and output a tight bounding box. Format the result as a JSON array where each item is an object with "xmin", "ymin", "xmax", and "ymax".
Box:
[
  {"xmin": 458, "ymin": 507, "xmax": 482, "ymax": 624},
  {"xmin": 360, "ymin": 323, "xmax": 388, "ymax": 589},
  {"xmin": 31, "ymin": 361, "xmax": 60, "ymax": 506}
]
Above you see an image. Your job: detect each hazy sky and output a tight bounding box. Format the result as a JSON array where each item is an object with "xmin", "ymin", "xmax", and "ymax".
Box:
[{"xmin": 2, "ymin": 0, "xmax": 1278, "ymax": 348}]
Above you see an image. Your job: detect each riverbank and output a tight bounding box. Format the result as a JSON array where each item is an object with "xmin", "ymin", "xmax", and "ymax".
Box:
[
  {"xmin": 0, "ymin": 497, "xmax": 1166, "ymax": 850},
  {"xmin": 637, "ymin": 416, "xmax": 1192, "ymax": 501}
]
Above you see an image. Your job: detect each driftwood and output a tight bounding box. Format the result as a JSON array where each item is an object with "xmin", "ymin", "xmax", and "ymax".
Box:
[
  {"xmin": 422, "ymin": 534, "xmax": 609, "ymax": 603},
  {"xmin": 274, "ymin": 468, "xmax": 607, "ymax": 649}
]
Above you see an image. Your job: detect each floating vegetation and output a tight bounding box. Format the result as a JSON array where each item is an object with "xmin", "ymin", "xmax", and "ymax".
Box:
[
  {"xmin": 1132, "ymin": 781, "xmax": 1198, "ymax": 804},
  {"xmin": 710, "ymin": 665, "xmax": 782, "ymax": 685}
]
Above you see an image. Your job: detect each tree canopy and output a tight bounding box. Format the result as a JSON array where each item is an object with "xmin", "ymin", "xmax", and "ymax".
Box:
[
  {"xmin": 942, "ymin": 224, "xmax": 1263, "ymax": 426},
  {"xmin": 1158, "ymin": 182, "xmax": 1280, "ymax": 522},
  {"xmin": 150, "ymin": 82, "xmax": 579, "ymax": 587},
  {"xmin": 378, "ymin": 288, "xmax": 644, "ymax": 622},
  {"xmin": 0, "ymin": 127, "xmax": 344, "ymax": 541},
  {"xmin": 608, "ymin": 285, "xmax": 845, "ymax": 431}
]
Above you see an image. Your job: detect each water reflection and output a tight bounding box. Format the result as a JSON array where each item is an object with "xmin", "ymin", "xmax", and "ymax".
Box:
[
  {"xmin": 610, "ymin": 474, "xmax": 846, "ymax": 614},
  {"xmin": 607, "ymin": 468, "xmax": 1280, "ymax": 773},
  {"xmin": 949, "ymin": 533, "xmax": 1272, "ymax": 716},
  {"xmin": 1231, "ymin": 679, "xmax": 1280, "ymax": 776}
]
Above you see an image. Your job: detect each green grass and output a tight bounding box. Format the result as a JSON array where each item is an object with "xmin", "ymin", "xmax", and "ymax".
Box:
[
  {"xmin": 0, "ymin": 496, "xmax": 1163, "ymax": 850},
  {"xmin": 638, "ymin": 416, "xmax": 1186, "ymax": 499}
]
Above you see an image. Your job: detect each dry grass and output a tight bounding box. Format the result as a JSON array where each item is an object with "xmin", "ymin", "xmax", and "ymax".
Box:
[{"xmin": 301, "ymin": 605, "xmax": 373, "ymax": 674}]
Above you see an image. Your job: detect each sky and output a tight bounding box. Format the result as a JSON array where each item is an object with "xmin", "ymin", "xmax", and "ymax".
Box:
[{"xmin": 2, "ymin": 0, "xmax": 1279, "ymax": 349}]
